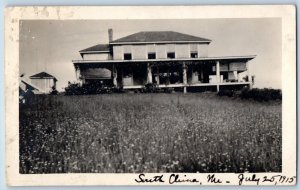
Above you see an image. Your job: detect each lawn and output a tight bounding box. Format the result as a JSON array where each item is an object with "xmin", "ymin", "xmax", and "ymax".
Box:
[{"xmin": 19, "ymin": 93, "xmax": 281, "ymax": 173}]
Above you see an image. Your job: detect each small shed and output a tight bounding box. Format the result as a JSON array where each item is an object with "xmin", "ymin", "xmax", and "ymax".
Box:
[{"xmin": 29, "ymin": 72, "xmax": 57, "ymax": 94}]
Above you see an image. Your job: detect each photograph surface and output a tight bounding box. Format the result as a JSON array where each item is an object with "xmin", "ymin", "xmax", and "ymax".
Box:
[{"xmin": 19, "ymin": 18, "xmax": 282, "ymax": 174}]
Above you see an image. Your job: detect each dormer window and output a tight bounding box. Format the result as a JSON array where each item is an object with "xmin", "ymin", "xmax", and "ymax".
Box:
[
  {"xmin": 124, "ymin": 53, "xmax": 132, "ymax": 60},
  {"xmin": 148, "ymin": 52, "xmax": 156, "ymax": 59},
  {"xmin": 191, "ymin": 51, "xmax": 198, "ymax": 58},
  {"xmin": 167, "ymin": 52, "xmax": 175, "ymax": 59}
]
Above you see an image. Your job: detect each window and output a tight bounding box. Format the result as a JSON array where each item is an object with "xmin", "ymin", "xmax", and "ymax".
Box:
[
  {"xmin": 190, "ymin": 51, "xmax": 198, "ymax": 58},
  {"xmin": 124, "ymin": 53, "xmax": 132, "ymax": 60},
  {"xmin": 148, "ymin": 52, "xmax": 156, "ymax": 59},
  {"xmin": 167, "ymin": 52, "xmax": 175, "ymax": 59}
]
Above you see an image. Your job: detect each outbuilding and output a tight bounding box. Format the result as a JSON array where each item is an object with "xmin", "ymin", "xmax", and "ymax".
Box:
[{"xmin": 29, "ymin": 72, "xmax": 57, "ymax": 94}]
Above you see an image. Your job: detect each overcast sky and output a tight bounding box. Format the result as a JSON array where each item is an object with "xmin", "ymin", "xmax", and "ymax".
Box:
[{"xmin": 20, "ymin": 18, "xmax": 281, "ymax": 91}]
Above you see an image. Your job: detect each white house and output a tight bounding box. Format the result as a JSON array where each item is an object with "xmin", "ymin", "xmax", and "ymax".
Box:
[
  {"xmin": 73, "ymin": 29, "xmax": 255, "ymax": 92},
  {"xmin": 29, "ymin": 72, "xmax": 57, "ymax": 94}
]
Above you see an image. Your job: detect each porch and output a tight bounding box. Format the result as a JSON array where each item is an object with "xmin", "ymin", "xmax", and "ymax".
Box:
[{"xmin": 73, "ymin": 56, "xmax": 255, "ymax": 92}]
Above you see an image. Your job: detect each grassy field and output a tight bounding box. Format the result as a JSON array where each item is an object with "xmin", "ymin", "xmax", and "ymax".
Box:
[{"xmin": 19, "ymin": 93, "xmax": 281, "ymax": 173}]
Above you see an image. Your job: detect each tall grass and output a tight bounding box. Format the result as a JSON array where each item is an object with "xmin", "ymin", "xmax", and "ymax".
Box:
[{"xmin": 19, "ymin": 93, "xmax": 281, "ymax": 173}]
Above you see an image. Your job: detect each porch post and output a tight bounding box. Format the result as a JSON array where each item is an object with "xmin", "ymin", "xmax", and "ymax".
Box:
[
  {"xmin": 216, "ymin": 61, "xmax": 220, "ymax": 92},
  {"xmin": 75, "ymin": 66, "xmax": 80, "ymax": 81},
  {"xmin": 75, "ymin": 66, "xmax": 83, "ymax": 86},
  {"xmin": 246, "ymin": 61, "xmax": 252, "ymax": 89},
  {"xmin": 112, "ymin": 64, "xmax": 117, "ymax": 87},
  {"xmin": 200, "ymin": 66, "xmax": 204, "ymax": 82},
  {"xmin": 121, "ymin": 67, "xmax": 124, "ymax": 86},
  {"xmin": 147, "ymin": 63, "xmax": 153, "ymax": 83},
  {"xmin": 156, "ymin": 66, "xmax": 160, "ymax": 84},
  {"xmin": 167, "ymin": 67, "xmax": 170, "ymax": 84},
  {"xmin": 183, "ymin": 62, "xmax": 187, "ymax": 93},
  {"xmin": 190, "ymin": 65, "xmax": 193, "ymax": 84},
  {"xmin": 233, "ymin": 70, "xmax": 238, "ymax": 81},
  {"xmin": 216, "ymin": 61, "xmax": 220, "ymax": 82}
]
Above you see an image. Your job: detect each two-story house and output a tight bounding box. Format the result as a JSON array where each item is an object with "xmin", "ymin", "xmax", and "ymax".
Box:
[{"xmin": 73, "ymin": 29, "xmax": 255, "ymax": 92}]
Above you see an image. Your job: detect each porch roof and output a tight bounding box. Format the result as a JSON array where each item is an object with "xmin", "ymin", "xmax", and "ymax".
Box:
[
  {"xmin": 79, "ymin": 44, "xmax": 110, "ymax": 53},
  {"xmin": 30, "ymin": 72, "xmax": 57, "ymax": 81},
  {"xmin": 73, "ymin": 55, "xmax": 256, "ymax": 66}
]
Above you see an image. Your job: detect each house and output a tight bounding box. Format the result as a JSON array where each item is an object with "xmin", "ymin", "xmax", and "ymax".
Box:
[
  {"xmin": 29, "ymin": 72, "xmax": 57, "ymax": 94},
  {"xmin": 73, "ymin": 29, "xmax": 255, "ymax": 92}
]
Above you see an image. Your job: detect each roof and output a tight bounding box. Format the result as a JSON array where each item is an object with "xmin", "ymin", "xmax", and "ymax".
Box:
[
  {"xmin": 110, "ymin": 31, "xmax": 211, "ymax": 44},
  {"xmin": 20, "ymin": 79, "xmax": 43, "ymax": 93},
  {"xmin": 30, "ymin": 72, "xmax": 57, "ymax": 80},
  {"xmin": 79, "ymin": 44, "xmax": 110, "ymax": 53}
]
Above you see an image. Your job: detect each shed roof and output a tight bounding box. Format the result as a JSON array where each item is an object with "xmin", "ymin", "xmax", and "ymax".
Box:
[
  {"xmin": 110, "ymin": 31, "xmax": 211, "ymax": 44},
  {"xmin": 20, "ymin": 79, "xmax": 42, "ymax": 92},
  {"xmin": 79, "ymin": 44, "xmax": 110, "ymax": 53},
  {"xmin": 30, "ymin": 72, "xmax": 57, "ymax": 81}
]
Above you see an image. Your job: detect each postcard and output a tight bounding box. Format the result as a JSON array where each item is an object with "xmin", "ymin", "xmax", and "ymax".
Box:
[{"xmin": 5, "ymin": 5, "xmax": 296, "ymax": 186}]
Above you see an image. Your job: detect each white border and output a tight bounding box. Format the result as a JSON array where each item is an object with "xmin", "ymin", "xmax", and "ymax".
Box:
[{"xmin": 5, "ymin": 5, "xmax": 296, "ymax": 186}]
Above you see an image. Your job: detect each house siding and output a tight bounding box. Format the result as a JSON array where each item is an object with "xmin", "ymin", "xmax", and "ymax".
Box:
[
  {"xmin": 83, "ymin": 53, "xmax": 109, "ymax": 60},
  {"xmin": 81, "ymin": 68, "xmax": 111, "ymax": 79},
  {"xmin": 113, "ymin": 45, "xmax": 123, "ymax": 60},
  {"xmin": 229, "ymin": 62, "xmax": 247, "ymax": 71},
  {"xmin": 156, "ymin": 44, "xmax": 166, "ymax": 59},
  {"xmin": 31, "ymin": 78, "xmax": 55, "ymax": 93},
  {"xmin": 198, "ymin": 44, "xmax": 208, "ymax": 57},
  {"xmin": 113, "ymin": 43, "xmax": 209, "ymax": 60},
  {"xmin": 132, "ymin": 45, "xmax": 147, "ymax": 60},
  {"xmin": 176, "ymin": 44, "xmax": 190, "ymax": 58}
]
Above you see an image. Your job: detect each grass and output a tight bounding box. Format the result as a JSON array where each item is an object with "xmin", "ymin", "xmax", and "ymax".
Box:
[{"xmin": 19, "ymin": 93, "xmax": 281, "ymax": 173}]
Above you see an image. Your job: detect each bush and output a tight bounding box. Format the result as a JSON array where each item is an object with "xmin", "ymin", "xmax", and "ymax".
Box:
[
  {"xmin": 64, "ymin": 82, "xmax": 121, "ymax": 95},
  {"xmin": 164, "ymin": 88, "xmax": 175, "ymax": 93},
  {"xmin": 50, "ymin": 90, "xmax": 58, "ymax": 95},
  {"xmin": 217, "ymin": 90, "xmax": 235, "ymax": 97},
  {"xmin": 65, "ymin": 82, "xmax": 82, "ymax": 95},
  {"xmin": 143, "ymin": 83, "xmax": 159, "ymax": 93},
  {"xmin": 65, "ymin": 82, "xmax": 83, "ymax": 95},
  {"xmin": 240, "ymin": 88, "xmax": 282, "ymax": 102}
]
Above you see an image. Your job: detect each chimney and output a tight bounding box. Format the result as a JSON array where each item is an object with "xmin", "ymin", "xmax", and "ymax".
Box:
[{"xmin": 108, "ymin": 28, "xmax": 113, "ymax": 43}]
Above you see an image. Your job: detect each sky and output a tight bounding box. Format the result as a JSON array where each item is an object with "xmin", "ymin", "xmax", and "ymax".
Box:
[{"xmin": 19, "ymin": 18, "xmax": 282, "ymax": 91}]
